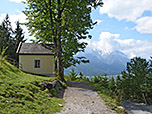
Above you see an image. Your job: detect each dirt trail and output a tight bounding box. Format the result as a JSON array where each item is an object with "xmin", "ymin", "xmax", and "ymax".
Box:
[{"xmin": 56, "ymin": 81, "xmax": 117, "ymax": 114}]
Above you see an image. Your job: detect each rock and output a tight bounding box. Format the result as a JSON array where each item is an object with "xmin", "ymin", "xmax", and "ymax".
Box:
[{"xmin": 59, "ymin": 104, "xmax": 63, "ymax": 107}]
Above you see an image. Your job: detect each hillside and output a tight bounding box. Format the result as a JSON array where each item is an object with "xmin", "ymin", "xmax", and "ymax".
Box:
[
  {"xmin": 65, "ymin": 50, "xmax": 129, "ymax": 75},
  {"xmin": 0, "ymin": 60, "xmax": 63, "ymax": 114}
]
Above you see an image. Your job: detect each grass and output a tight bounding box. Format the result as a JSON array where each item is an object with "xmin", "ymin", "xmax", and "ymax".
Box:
[{"xmin": 0, "ymin": 60, "xmax": 64, "ymax": 114}]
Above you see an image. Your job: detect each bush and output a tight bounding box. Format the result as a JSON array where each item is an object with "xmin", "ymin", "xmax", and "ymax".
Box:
[
  {"xmin": 68, "ymin": 69, "xmax": 77, "ymax": 81},
  {"xmin": 108, "ymin": 77, "xmax": 116, "ymax": 93},
  {"xmin": 93, "ymin": 75, "xmax": 99, "ymax": 83}
]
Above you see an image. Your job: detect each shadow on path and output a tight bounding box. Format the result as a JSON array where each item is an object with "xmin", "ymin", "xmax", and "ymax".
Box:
[
  {"xmin": 57, "ymin": 81, "xmax": 93, "ymax": 99},
  {"xmin": 57, "ymin": 89, "xmax": 65, "ymax": 98},
  {"xmin": 123, "ymin": 100, "xmax": 152, "ymax": 114},
  {"xmin": 66, "ymin": 81, "xmax": 93, "ymax": 90}
]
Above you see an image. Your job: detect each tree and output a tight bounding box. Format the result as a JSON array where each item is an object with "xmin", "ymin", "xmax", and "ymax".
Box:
[
  {"xmin": 13, "ymin": 21, "xmax": 26, "ymax": 61},
  {"xmin": 121, "ymin": 57, "xmax": 151, "ymax": 102},
  {"xmin": 108, "ymin": 77, "xmax": 115, "ymax": 92},
  {"xmin": 0, "ymin": 15, "xmax": 25, "ymax": 61},
  {"xmin": 23, "ymin": 0, "xmax": 103, "ymax": 82},
  {"xmin": 79, "ymin": 72, "xmax": 84, "ymax": 79},
  {"xmin": 68, "ymin": 69, "xmax": 77, "ymax": 81},
  {"xmin": 0, "ymin": 14, "xmax": 12, "ymax": 52}
]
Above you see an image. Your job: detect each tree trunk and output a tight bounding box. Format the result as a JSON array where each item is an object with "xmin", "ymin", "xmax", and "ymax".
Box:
[
  {"xmin": 56, "ymin": 0, "xmax": 66, "ymax": 82},
  {"xmin": 56, "ymin": 39, "xmax": 66, "ymax": 82},
  {"xmin": 48, "ymin": 0, "xmax": 66, "ymax": 82}
]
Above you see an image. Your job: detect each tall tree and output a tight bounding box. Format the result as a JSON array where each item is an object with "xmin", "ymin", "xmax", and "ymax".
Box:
[
  {"xmin": 0, "ymin": 15, "xmax": 25, "ymax": 61},
  {"xmin": 0, "ymin": 14, "xmax": 13, "ymax": 57},
  {"xmin": 121, "ymin": 57, "xmax": 151, "ymax": 101},
  {"xmin": 13, "ymin": 21, "xmax": 26, "ymax": 61},
  {"xmin": 23, "ymin": 0, "xmax": 103, "ymax": 82}
]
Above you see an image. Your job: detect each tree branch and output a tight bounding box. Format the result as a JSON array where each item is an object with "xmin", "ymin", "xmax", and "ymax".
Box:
[{"xmin": 48, "ymin": 0, "xmax": 57, "ymax": 46}]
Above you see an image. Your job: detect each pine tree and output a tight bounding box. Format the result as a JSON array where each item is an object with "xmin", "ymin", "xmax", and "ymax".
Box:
[
  {"xmin": 108, "ymin": 77, "xmax": 115, "ymax": 92},
  {"xmin": 0, "ymin": 15, "xmax": 25, "ymax": 61},
  {"xmin": 13, "ymin": 21, "xmax": 26, "ymax": 61}
]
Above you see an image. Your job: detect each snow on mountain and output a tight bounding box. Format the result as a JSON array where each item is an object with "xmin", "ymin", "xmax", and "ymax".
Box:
[{"xmin": 65, "ymin": 50, "xmax": 130, "ymax": 76}]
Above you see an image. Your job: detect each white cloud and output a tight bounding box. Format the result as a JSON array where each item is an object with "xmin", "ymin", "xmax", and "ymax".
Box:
[
  {"xmin": 86, "ymin": 32, "xmax": 152, "ymax": 59},
  {"xmin": 135, "ymin": 16, "xmax": 152, "ymax": 33},
  {"xmin": 0, "ymin": 13, "xmax": 26, "ymax": 29},
  {"xmin": 0, "ymin": 13, "xmax": 7, "ymax": 23},
  {"xmin": 100, "ymin": 0, "xmax": 152, "ymax": 22},
  {"xmin": 9, "ymin": 0, "xmax": 26, "ymax": 3},
  {"xmin": 94, "ymin": 32, "xmax": 120, "ymax": 54},
  {"xmin": 9, "ymin": 13, "xmax": 27, "ymax": 29}
]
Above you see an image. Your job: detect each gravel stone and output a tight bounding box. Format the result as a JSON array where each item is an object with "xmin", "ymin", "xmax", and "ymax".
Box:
[{"xmin": 56, "ymin": 81, "xmax": 117, "ymax": 114}]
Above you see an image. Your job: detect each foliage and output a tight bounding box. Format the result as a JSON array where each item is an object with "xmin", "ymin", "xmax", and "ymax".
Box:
[
  {"xmin": 23, "ymin": 0, "xmax": 103, "ymax": 81},
  {"xmin": 68, "ymin": 69, "xmax": 77, "ymax": 81},
  {"xmin": 108, "ymin": 77, "xmax": 116, "ymax": 93},
  {"xmin": 79, "ymin": 56, "xmax": 152, "ymax": 113},
  {"xmin": 93, "ymin": 75, "xmax": 99, "ymax": 83},
  {"xmin": 121, "ymin": 57, "xmax": 152, "ymax": 104},
  {"xmin": 0, "ymin": 60, "xmax": 64, "ymax": 114},
  {"xmin": 0, "ymin": 15, "xmax": 25, "ymax": 61},
  {"xmin": 79, "ymin": 72, "xmax": 84, "ymax": 79},
  {"xmin": 0, "ymin": 46, "xmax": 8, "ymax": 66},
  {"xmin": 13, "ymin": 21, "xmax": 26, "ymax": 61}
]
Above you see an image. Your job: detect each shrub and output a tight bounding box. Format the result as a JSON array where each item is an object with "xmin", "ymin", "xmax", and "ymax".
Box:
[
  {"xmin": 68, "ymin": 69, "xmax": 77, "ymax": 81},
  {"xmin": 108, "ymin": 77, "xmax": 116, "ymax": 93}
]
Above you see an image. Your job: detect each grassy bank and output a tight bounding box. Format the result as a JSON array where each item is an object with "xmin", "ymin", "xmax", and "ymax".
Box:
[{"xmin": 0, "ymin": 61, "xmax": 64, "ymax": 114}]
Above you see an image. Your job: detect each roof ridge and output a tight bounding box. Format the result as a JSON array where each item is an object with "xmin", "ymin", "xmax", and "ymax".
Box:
[{"xmin": 16, "ymin": 43, "xmax": 54, "ymax": 55}]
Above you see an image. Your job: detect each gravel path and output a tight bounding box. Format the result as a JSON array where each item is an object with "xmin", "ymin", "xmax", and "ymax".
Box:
[
  {"xmin": 123, "ymin": 100, "xmax": 152, "ymax": 114},
  {"xmin": 56, "ymin": 81, "xmax": 117, "ymax": 114}
]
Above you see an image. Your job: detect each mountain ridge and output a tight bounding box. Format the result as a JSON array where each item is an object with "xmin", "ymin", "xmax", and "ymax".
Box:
[{"xmin": 65, "ymin": 50, "xmax": 129, "ymax": 76}]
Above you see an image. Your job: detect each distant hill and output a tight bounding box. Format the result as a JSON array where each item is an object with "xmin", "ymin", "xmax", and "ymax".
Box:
[{"xmin": 65, "ymin": 50, "xmax": 129, "ymax": 76}]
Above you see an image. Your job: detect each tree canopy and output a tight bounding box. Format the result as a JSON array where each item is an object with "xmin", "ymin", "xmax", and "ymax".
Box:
[
  {"xmin": 121, "ymin": 57, "xmax": 152, "ymax": 104},
  {"xmin": 23, "ymin": 0, "xmax": 103, "ymax": 81}
]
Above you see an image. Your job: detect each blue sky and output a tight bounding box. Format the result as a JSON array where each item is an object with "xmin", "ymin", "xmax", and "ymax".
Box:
[{"xmin": 0, "ymin": 0, "xmax": 152, "ymax": 59}]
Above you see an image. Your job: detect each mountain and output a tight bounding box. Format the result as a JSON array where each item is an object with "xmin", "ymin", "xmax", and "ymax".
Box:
[{"xmin": 65, "ymin": 50, "xmax": 130, "ymax": 76}]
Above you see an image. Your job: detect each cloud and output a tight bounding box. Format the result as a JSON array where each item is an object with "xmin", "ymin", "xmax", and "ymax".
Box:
[
  {"xmin": 0, "ymin": 14, "xmax": 7, "ymax": 23},
  {"xmin": 93, "ymin": 32, "xmax": 120, "ymax": 54},
  {"xmin": 9, "ymin": 13, "xmax": 27, "ymax": 29},
  {"xmin": 135, "ymin": 16, "xmax": 152, "ymax": 33},
  {"xmin": 86, "ymin": 32, "xmax": 152, "ymax": 59},
  {"xmin": 100, "ymin": 0, "xmax": 152, "ymax": 22},
  {"xmin": 0, "ymin": 13, "xmax": 26, "ymax": 29},
  {"xmin": 9, "ymin": 0, "xmax": 26, "ymax": 3}
]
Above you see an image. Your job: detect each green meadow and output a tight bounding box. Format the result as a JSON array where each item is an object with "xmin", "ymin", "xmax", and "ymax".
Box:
[{"xmin": 0, "ymin": 60, "xmax": 64, "ymax": 114}]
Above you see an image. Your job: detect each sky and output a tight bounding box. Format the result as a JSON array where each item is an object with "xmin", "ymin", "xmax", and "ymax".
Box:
[{"xmin": 0, "ymin": 0, "xmax": 152, "ymax": 59}]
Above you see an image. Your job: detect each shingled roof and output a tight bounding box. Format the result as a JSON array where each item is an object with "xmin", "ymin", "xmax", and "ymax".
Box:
[{"xmin": 16, "ymin": 42, "xmax": 54, "ymax": 55}]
